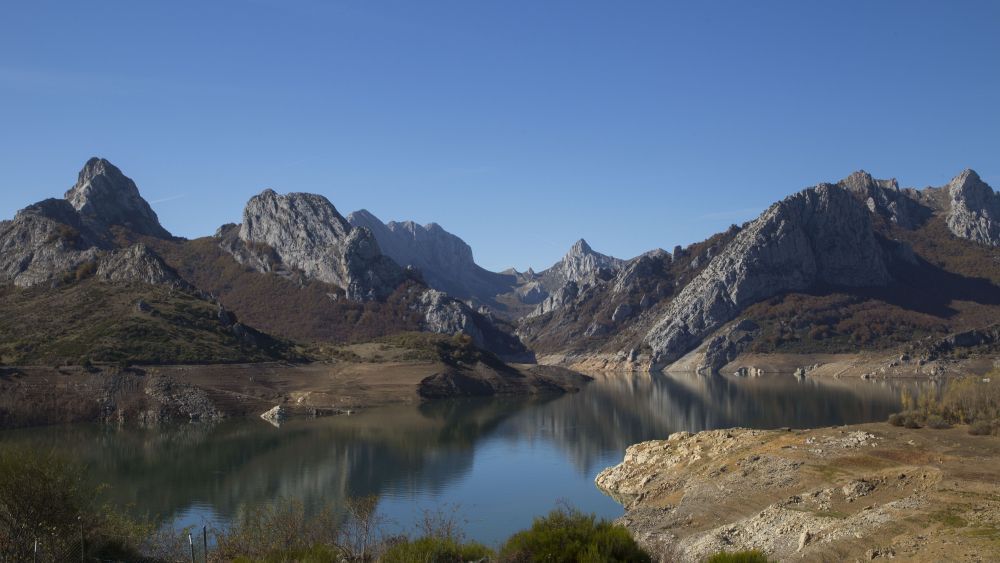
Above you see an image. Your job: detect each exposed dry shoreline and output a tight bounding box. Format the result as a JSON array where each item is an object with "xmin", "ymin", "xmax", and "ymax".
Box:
[
  {"xmin": 0, "ymin": 359, "xmax": 590, "ymax": 429},
  {"xmin": 546, "ymin": 350, "xmax": 998, "ymax": 381},
  {"xmin": 597, "ymin": 422, "xmax": 1000, "ymax": 562}
]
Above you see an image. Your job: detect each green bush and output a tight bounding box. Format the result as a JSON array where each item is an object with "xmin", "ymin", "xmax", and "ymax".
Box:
[
  {"xmin": 499, "ymin": 507, "xmax": 651, "ymax": 563},
  {"xmin": 0, "ymin": 447, "xmax": 149, "ymax": 561},
  {"xmin": 705, "ymin": 550, "xmax": 773, "ymax": 563},
  {"xmin": 381, "ymin": 536, "xmax": 492, "ymax": 563}
]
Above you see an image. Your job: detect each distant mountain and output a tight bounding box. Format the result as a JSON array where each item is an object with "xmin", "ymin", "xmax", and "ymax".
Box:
[
  {"xmin": 519, "ymin": 169, "xmax": 1000, "ymax": 372},
  {"xmin": 3, "ymin": 158, "xmax": 997, "ymax": 371},
  {"xmin": 0, "ymin": 159, "xmax": 289, "ymax": 364},
  {"xmin": 0, "ymin": 158, "xmax": 531, "ymax": 364},
  {"xmin": 346, "ymin": 209, "xmax": 516, "ymax": 304},
  {"xmin": 65, "ymin": 158, "xmax": 171, "ymax": 239},
  {"xmin": 536, "ymin": 239, "xmax": 625, "ymax": 292}
]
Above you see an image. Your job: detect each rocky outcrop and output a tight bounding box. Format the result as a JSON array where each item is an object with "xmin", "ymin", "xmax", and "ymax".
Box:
[
  {"xmin": 0, "ymin": 199, "xmax": 101, "ymax": 287},
  {"xmin": 234, "ymin": 190, "xmax": 405, "ymax": 300},
  {"xmin": 528, "ymin": 281, "xmax": 579, "ymax": 318},
  {"xmin": 1, "ymin": 158, "xmax": 177, "ymax": 288},
  {"xmin": 642, "ymin": 184, "xmax": 890, "ymax": 370},
  {"xmin": 64, "ymin": 157, "xmax": 171, "ymax": 238},
  {"xmin": 538, "ymin": 239, "xmax": 623, "ymax": 291},
  {"xmin": 697, "ymin": 318, "xmax": 761, "ymax": 373},
  {"xmin": 95, "ymin": 243, "xmax": 183, "ymax": 286},
  {"xmin": 414, "ymin": 289, "xmax": 486, "ymax": 345},
  {"xmin": 838, "ymin": 170, "xmax": 931, "ymax": 229},
  {"xmin": 347, "ymin": 209, "xmax": 516, "ymax": 303},
  {"xmin": 260, "ymin": 405, "xmax": 289, "ymax": 426},
  {"xmin": 946, "ymin": 169, "xmax": 999, "ymax": 246},
  {"xmin": 413, "ymin": 288, "xmax": 533, "ymax": 361}
]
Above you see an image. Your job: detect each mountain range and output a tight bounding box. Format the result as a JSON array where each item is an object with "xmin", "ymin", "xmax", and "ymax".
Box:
[{"xmin": 1, "ymin": 158, "xmax": 998, "ymax": 372}]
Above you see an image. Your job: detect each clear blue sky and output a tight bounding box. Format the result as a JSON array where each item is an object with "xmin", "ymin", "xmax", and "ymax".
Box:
[{"xmin": 2, "ymin": 1, "xmax": 998, "ymax": 272}]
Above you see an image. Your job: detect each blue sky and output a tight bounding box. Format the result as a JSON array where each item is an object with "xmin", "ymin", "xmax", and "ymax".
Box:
[{"xmin": 1, "ymin": 1, "xmax": 998, "ymax": 271}]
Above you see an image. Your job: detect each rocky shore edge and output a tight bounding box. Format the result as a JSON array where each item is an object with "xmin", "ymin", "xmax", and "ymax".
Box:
[{"xmin": 596, "ymin": 423, "xmax": 1000, "ymax": 562}]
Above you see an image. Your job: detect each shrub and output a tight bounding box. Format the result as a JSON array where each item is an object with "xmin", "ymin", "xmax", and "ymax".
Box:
[
  {"xmin": 381, "ymin": 536, "xmax": 492, "ymax": 563},
  {"xmin": 213, "ymin": 499, "xmax": 339, "ymax": 561},
  {"xmin": 706, "ymin": 550, "xmax": 774, "ymax": 563},
  {"xmin": 0, "ymin": 447, "xmax": 149, "ymax": 561},
  {"xmin": 499, "ymin": 506, "xmax": 651, "ymax": 563},
  {"xmin": 925, "ymin": 415, "xmax": 950, "ymax": 429},
  {"xmin": 890, "ymin": 374, "xmax": 1000, "ymax": 434},
  {"xmin": 969, "ymin": 420, "xmax": 993, "ymax": 436}
]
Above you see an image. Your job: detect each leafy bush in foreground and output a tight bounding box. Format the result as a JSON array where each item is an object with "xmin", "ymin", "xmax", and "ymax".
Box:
[
  {"xmin": 0, "ymin": 448, "xmax": 150, "ymax": 561},
  {"xmin": 499, "ymin": 506, "xmax": 651, "ymax": 563}
]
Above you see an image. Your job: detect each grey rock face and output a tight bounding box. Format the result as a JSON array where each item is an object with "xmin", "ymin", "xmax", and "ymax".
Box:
[
  {"xmin": 415, "ymin": 289, "xmax": 486, "ymax": 346},
  {"xmin": 643, "ymin": 184, "xmax": 890, "ymax": 369},
  {"xmin": 838, "ymin": 170, "xmax": 930, "ymax": 229},
  {"xmin": 528, "ymin": 281, "xmax": 579, "ymax": 318},
  {"xmin": 413, "ymin": 288, "xmax": 533, "ymax": 361},
  {"xmin": 95, "ymin": 243, "xmax": 182, "ymax": 286},
  {"xmin": 64, "ymin": 158, "xmax": 171, "ymax": 238},
  {"xmin": 239, "ymin": 190, "xmax": 353, "ymax": 284},
  {"xmin": 539, "ymin": 239, "xmax": 624, "ymax": 292},
  {"xmin": 341, "ymin": 226, "xmax": 407, "ymax": 301},
  {"xmin": 612, "ymin": 251, "xmax": 672, "ymax": 295},
  {"xmin": 347, "ymin": 209, "xmax": 515, "ymax": 302},
  {"xmin": 0, "ymin": 199, "xmax": 101, "ymax": 287},
  {"xmin": 946, "ymin": 169, "xmax": 1000, "ymax": 246},
  {"xmin": 236, "ymin": 190, "xmax": 405, "ymax": 300},
  {"xmin": 698, "ymin": 319, "xmax": 761, "ymax": 373}
]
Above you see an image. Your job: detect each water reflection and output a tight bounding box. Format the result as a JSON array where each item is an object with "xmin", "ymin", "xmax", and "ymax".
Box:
[{"xmin": 0, "ymin": 371, "xmax": 923, "ymax": 544}]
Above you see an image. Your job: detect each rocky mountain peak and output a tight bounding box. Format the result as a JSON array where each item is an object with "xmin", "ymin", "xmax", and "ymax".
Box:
[
  {"xmin": 642, "ymin": 183, "xmax": 890, "ymax": 370},
  {"xmin": 347, "ymin": 209, "xmax": 513, "ymax": 303},
  {"xmin": 946, "ymin": 168, "xmax": 999, "ymax": 246},
  {"xmin": 569, "ymin": 238, "xmax": 593, "ymax": 255},
  {"xmin": 234, "ymin": 190, "xmax": 404, "ymax": 300},
  {"xmin": 538, "ymin": 238, "xmax": 623, "ymax": 292},
  {"xmin": 64, "ymin": 157, "xmax": 170, "ymax": 238},
  {"xmin": 836, "ymin": 169, "xmax": 928, "ymax": 229},
  {"xmin": 840, "ymin": 170, "xmax": 899, "ymax": 194}
]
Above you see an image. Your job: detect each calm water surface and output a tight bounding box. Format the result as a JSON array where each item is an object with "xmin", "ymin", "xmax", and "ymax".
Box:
[{"xmin": 1, "ymin": 371, "xmax": 926, "ymax": 546}]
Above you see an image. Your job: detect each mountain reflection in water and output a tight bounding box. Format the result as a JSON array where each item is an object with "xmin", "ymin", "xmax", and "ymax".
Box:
[{"xmin": 1, "ymin": 370, "xmax": 924, "ymax": 545}]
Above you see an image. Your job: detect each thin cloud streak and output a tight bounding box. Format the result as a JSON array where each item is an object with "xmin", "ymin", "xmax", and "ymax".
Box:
[{"xmin": 150, "ymin": 194, "xmax": 186, "ymax": 204}]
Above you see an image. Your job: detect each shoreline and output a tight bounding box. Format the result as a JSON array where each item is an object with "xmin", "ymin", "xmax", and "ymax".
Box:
[
  {"xmin": 596, "ymin": 422, "xmax": 1000, "ymax": 562},
  {"xmin": 0, "ymin": 360, "xmax": 590, "ymax": 430}
]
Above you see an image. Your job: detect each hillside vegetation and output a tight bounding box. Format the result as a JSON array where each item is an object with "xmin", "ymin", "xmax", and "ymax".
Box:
[{"xmin": 0, "ymin": 279, "xmax": 292, "ymax": 366}]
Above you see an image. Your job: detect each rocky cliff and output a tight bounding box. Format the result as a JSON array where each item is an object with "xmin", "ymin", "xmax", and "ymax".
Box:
[
  {"xmin": 233, "ymin": 190, "xmax": 406, "ymax": 301},
  {"xmin": 0, "ymin": 158, "xmax": 176, "ymax": 288},
  {"xmin": 0, "ymin": 199, "xmax": 102, "ymax": 287},
  {"xmin": 538, "ymin": 239, "xmax": 624, "ymax": 292},
  {"xmin": 642, "ymin": 184, "xmax": 890, "ymax": 369},
  {"xmin": 64, "ymin": 158, "xmax": 171, "ymax": 239},
  {"xmin": 946, "ymin": 169, "xmax": 1000, "ymax": 246},
  {"xmin": 347, "ymin": 209, "xmax": 516, "ymax": 303}
]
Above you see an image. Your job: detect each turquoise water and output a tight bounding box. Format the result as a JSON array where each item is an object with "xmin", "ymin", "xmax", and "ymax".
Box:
[{"xmin": 1, "ymin": 371, "xmax": 922, "ymax": 546}]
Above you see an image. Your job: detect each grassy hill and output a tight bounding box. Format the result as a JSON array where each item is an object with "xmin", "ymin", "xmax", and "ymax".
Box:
[{"xmin": 0, "ymin": 279, "xmax": 294, "ymax": 366}]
